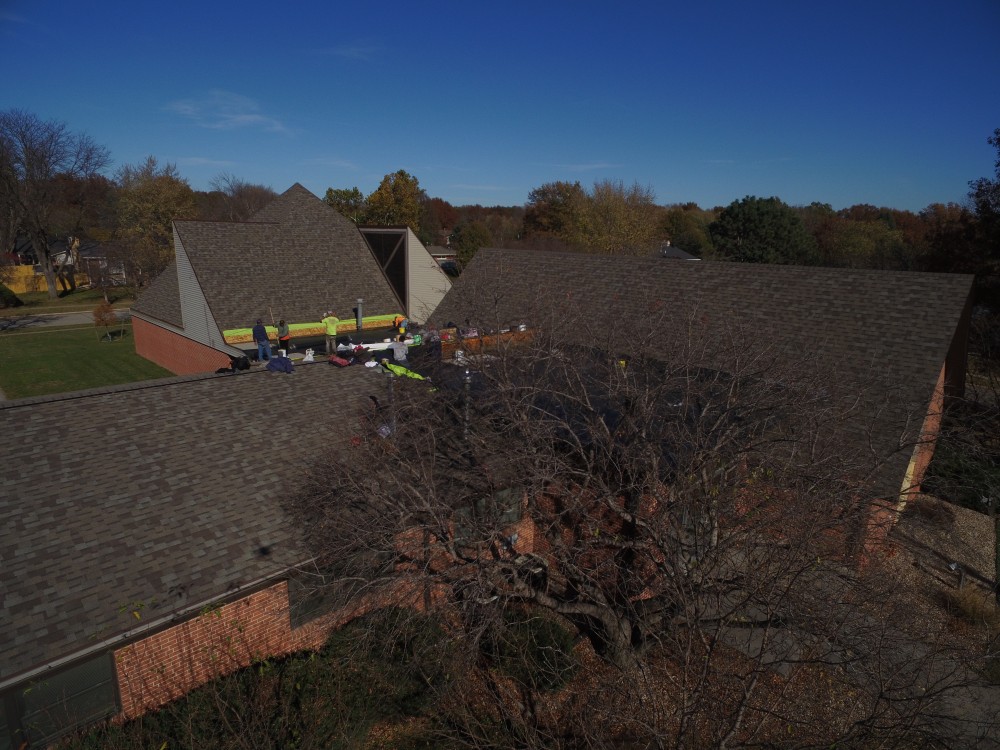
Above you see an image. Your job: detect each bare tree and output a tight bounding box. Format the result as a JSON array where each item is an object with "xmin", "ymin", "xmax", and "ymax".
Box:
[
  {"xmin": 0, "ymin": 109, "xmax": 110, "ymax": 298},
  {"xmin": 290, "ymin": 313, "xmax": 986, "ymax": 747},
  {"xmin": 208, "ymin": 173, "xmax": 276, "ymax": 222}
]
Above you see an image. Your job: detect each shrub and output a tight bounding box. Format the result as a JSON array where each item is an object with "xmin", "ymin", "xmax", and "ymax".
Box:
[{"xmin": 482, "ymin": 609, "xmax": 578, "ymax": 691}]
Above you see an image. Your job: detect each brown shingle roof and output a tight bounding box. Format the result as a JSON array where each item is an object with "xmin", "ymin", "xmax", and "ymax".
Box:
[
  {"xmin": 432, "ymin": 248, "xmax": 974, "ymax": 496},
  {"xmin": 134, "ymin": 184, "xmax": 402, "ymax": 334},
  {"xmin": 130, "ymin": 258, "xmax": 182, "ymax": 327},
  {"xmin": 0, "ymin": 362, "xmax": 393, "ymax": 682}
]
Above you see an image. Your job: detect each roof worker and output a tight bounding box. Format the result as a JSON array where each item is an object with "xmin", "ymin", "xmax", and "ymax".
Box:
[
  {"xmin": 393, "ymin": 313, "xmax": 409, "ymax": 335},
  {"xmin": 322, "ymin": 310, "xmax": 340, "ymax": 355},
  {"xmin": 251, "ymin": 319, "xmax": 270, "ymax": 362},
  {"xmin": 387, "ymin": 334, "xmax": 409, "ymax": 364}
]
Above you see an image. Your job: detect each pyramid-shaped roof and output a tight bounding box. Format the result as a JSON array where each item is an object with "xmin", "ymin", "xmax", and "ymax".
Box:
[{"xmin": 134, "ymin": 184, "xmax": 401, "ymax": 333}]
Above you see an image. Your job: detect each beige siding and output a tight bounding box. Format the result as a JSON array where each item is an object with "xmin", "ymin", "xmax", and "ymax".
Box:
[
  {"xmin": 405, "ymin": 228, "xmax": 452, "ymax": 323},
  {"xmin": 175, "ymin": 227, "xmax": 229, "ymax": 350}
]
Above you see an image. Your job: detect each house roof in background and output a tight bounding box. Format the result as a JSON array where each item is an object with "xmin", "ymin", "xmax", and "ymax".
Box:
[
  {"xmin": 0, "ymin": 362, "xmax": 391, "ymax": 682},
  {"xmin": 133, "ymin": 184, "xmax": 402, "ymax": 333}
]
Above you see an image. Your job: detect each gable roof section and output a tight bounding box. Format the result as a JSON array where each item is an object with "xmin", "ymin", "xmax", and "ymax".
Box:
[
  {"xmin": 134, "ymin": 184, "xmax": 402, "ymax": 336},
  {"xmin": 130, "ymin": 258, "xmax": 182, "ymax": 327},
  {"xmin": 433, "ymin": 248, "xmax": 974, "ymax": 497},
  {"xmin": 0, "ymin": 363, "xmax": 387, "ymax": 684}
]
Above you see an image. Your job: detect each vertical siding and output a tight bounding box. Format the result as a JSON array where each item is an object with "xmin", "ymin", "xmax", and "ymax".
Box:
[
  {"xmin": 174, "ymin": 228, "xmax": 226, "ymax": 349},
  {"xmin": 405, "ymin": 228, "xmax": 452, "ymax": 324}
]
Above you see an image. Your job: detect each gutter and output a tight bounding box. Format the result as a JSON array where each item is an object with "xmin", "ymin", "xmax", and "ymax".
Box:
[{"xmin": 0, "ymin": 562, "xmax": 311, "ymax": 692}]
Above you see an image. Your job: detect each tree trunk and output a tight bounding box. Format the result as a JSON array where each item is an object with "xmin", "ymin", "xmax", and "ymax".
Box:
[{"xmin": 29, "ymin": 232, "xmax": 59, "ymax": 299}]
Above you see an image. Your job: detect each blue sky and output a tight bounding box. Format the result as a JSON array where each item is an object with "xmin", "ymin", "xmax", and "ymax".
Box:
[{"xmin": 2, "ymin": 0, "xmax": 998, "ymax": 212}]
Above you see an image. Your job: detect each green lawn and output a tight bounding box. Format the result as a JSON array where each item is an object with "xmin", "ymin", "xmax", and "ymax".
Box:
[
  {"xmin": 0, "ymin": 324, "xmax": 172, "ymax": 399},
  {"xmin": 0, "ymin": 287, "xmax": 132, "ymax": 316}
]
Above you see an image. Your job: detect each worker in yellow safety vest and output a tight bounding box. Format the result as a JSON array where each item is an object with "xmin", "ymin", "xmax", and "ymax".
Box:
[{"xmin": 322, "ymin": 311, "xmax": 340, "ymax": 354}]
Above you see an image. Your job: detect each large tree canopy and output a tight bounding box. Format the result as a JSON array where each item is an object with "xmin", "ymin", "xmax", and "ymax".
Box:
[
  {"xmin": 710, "ymin": 195, "xmax": 818, "ymax": 265},
  {"xmin": 586, "ymin": 179, "xmax": 661, "ymax": 255},
  {"xmin": 524, "ymin": 179, "xmax": 662, "ymax": 255},
  {"xmin": 324, "ymin": 186, "xmax": 367, "ymax": 224},
  {"xmin": 114, "ymin": 156, "xmax": 197, "ymax": 288},
  {"xmin": 290, "ymin": 315, "xmax": 968, "ymax": 746},
  {"xmin": 365, "ymin": 170, "xmax": 426, "ymax": 232},
  {"xmin": 523, "ymin": 180, "xmax": 589, "ymax": 247},
  {"xmin": 0, "ymin": 109, "xmax": 110, "ymax": 297}
]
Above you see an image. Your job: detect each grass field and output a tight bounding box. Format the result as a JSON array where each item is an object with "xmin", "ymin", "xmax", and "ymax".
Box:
[
  {"xmin": 0, "ymin": 287, "xmax": 133, "ymax": 316},
  {"xmin": 0, "ymin": 324, "xmax": 172, "ymax": 399}
]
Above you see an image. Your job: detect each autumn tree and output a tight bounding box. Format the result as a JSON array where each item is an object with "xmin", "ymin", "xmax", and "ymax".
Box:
[
  {"xmin": 365, "ymin": 169, "xmax": 425, "ymax": 232},
  {"xmin": 523, "ymin": 180, "xmax": 589, "ymax": 248},
  {"xmin": 324, "ymin": 186, "xmax": 367, "ymax": 224},
  {"xmin": 660, "ymin": 202, "xmax": 716, "ymax": 257},
  {"xmin": 0, "ymin": 109, "xmax": 110, "ymax": 298},
  {"xmin": 291, "ymin": 306, "xmax": 976, "ymax": 746},
  {"xmin": 585, "ymin": 179, "xmax": 662, "ymax": 255},
  {"xmin": 710, "ymin": 195, "xmax": 818, "ymax": 265},
  {"xmin": 419, "ymin": 196, "xmax": 459, "ymax": 246},
  {"xmin": 451, "ymin": 219, "xmax": 494, "ymax": 267},
  {"xmin": 114, "ymin": 157, "xmax": 197, "ymax": 289}
]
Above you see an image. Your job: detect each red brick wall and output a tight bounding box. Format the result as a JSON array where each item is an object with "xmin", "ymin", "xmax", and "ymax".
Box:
[
  {"xmin": 133, "ymin": 317, "xmax": 232, "ymax": 375},
  {"xmin": 113, "ymin": 578, "xmax": 423, "ymax": 719},
  {"xmin": 114, "ymin": 584, "xmax": 298, "ymax": 717}
]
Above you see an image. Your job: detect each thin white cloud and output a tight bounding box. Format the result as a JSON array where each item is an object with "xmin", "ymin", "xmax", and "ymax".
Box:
[
  {"xmin": 166, "ymin": 90, "xmax": 289, "ymax": 133},
  {"xmin": 313, "ymin": 39, "xmax": 382, "ymax": 61}
]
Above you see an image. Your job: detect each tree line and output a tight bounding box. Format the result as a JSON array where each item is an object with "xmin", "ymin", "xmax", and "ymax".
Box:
[{"xmin": 3, "ymin": 107, "xmax": 998, "ymax": 308}]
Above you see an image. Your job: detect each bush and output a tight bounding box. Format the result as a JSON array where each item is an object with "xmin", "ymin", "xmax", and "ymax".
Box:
[
  {"xmin": 0, "ymin": 282, "xmax": 22, "ymax": 308},
  {"xmin": 67, "ymin": 610, "xmax": 455, "ymax": 749},
  {"xmin": 482, "ymin": 609, "xmax": 578, "ymax": 691}
]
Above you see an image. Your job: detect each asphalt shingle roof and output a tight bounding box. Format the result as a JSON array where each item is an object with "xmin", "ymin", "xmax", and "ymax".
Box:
[
  {"xmin": 133, "ymin": 184, "xmax": 402, "ymax": 334},
  {"xmin": 0, "ymin": 362, "xmax": 393, "ymax": 682},
  {"xmin": 130, "ymin": 258, "xmax": 182, "ymax": 327},
  {"xmin": 432, "ymin": 248, "xmax": 974, "ymax": 496}
]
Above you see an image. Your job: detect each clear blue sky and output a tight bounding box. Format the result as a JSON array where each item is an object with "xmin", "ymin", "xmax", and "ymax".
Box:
[{"xmin": 2, "ymin": 0, "xmax": 998, "ymax": 212}]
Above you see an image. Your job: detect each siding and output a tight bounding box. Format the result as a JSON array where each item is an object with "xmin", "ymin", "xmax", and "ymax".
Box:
[
  {"xmin": 174, "ymin": 229, "xmax": 227, "ymax": 350},
  {"xmin": 405, "ymin": 228, "xmax": 452, "ymax": 324}
]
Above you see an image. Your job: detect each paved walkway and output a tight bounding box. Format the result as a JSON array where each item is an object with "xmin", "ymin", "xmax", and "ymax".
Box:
[{"xmin": 0, "ymin": 308, "xmax": 130, "ymax": 331}]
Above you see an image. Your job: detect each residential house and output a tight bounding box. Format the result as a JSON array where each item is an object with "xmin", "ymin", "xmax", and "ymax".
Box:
[
  {"xmin": 0, "ymin": 247, "xmax": 974, "ymax": 747},
  {"xmin": 131, "ymin": 184, "xmax": 451, "ymax": 375},
  {"xmin": 431, "ymin": 248, "xmax": 974, "ymax": 544}
]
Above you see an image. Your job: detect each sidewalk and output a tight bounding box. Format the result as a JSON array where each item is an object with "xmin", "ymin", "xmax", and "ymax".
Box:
[{"xmin": 0, "ymin": 308, "xmax": 131, "ymax": 331}]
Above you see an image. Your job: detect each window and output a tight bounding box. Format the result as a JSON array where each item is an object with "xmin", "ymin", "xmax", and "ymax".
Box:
[{"xmin": 2, "ymin": 653, "xmax": 118, "ymax": 748}]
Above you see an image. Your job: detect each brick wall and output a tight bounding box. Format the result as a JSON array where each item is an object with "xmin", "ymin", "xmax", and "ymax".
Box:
[
  {"xmin": 114, "ymin": 584, "xmax": 297, "ymax": 717},
  {"xmin": 112, "ymin": 577, "xmax": 425, "ymax": 719},
  {"xmin": 133, "ymin": 317, "xmax": 232, "ymax": 375}
]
